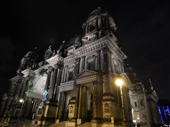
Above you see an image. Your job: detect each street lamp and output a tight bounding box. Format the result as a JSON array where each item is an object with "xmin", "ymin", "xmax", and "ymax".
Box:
[
  {"xmin": 115, "ymin": 78, "xmax": 126, "ymax": 125},
  {"xmin": 16, "ymin": 99, "xmax": 24, "ymax": 127}
]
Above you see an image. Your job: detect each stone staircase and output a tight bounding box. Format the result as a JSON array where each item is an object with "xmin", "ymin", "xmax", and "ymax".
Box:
[
  {"xmin": 49, "ymin": 122, "xmax": 91, "ymax": 127},
  {"xmin": 78, "ymin": 122, "xmax": 91, "ymax": 127},
  {"xmin": 8, "ymin": 120, "xmax": 126, "ymax": 127}
]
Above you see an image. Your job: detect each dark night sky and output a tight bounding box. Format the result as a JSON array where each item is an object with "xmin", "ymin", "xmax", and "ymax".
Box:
[{"xmin": 0, "ymin": 0, "xmax": 170, "ymax": 101}]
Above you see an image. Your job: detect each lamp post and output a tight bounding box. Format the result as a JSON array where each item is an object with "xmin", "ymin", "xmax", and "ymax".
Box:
[
  {"xmin": 115, "ymin": 79, "xmax": 126, "ymax": 125},
  {"xmin": 16, "ymin": 99, "xmax": 24, "ymax": 127}
]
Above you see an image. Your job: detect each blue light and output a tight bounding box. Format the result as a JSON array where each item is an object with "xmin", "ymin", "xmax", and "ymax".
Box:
[
  {"xmin": 158, "ymin": 106, "xmax": 164, "ymax": 122},
  {"xmin": 167, "ymin": 106, "xmax": 170, "ymax": 116},
  {"xmin": 162, "ymin": 106, "xmax": 167, "ymax": 119}
]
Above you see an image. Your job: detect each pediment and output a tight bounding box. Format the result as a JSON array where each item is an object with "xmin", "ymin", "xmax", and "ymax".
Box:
[{"xmin": 75, "ymin": 69, "xmax": 98, "ymax": 79}]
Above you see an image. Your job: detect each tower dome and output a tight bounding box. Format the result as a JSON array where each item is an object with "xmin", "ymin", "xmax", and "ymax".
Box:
[
  {"xmin": 25, "ymin": 51, "xmax": 39, "ymax": 59},
  {"xmin": 89, "ymin": 7, "xmax": 109, "ymax": 16}
]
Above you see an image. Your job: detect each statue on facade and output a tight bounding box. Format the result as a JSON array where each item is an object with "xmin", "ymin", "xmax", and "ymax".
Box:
[
  {"xmin": 44, "ymin": 45, "xmax": 53, "ymax": 60},
  {"xmin": 28, "ymin": 82, "xmax": 33, "ymax": 91},
  {"xmin": 42, "ymin": 90, "xmax": 48, "ymax": 101},
  {"xmin": 39, "ymin": 68, "xmax": 47, "ymax": 76}
]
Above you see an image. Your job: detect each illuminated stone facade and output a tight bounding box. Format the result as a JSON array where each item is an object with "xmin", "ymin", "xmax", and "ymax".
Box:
[{"xmin": 0, "ymin": 8, "xmax": 162, "ymax": 127}]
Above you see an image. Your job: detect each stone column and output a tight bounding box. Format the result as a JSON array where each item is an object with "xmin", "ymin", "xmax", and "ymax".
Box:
[
  {"xmin": 53, "ymin": 68, "xmax": 60, "ymax": 96},
  {"xmin": 25, "ymin": 76, "xmax": 31, "ymax": 92},
  {"xmin": 96, "ymin": 50, "xmax": 101, "ymax": 71},
  {"xmin": 48, "ymin": 66, "xmax": 58, "ymax": 101},
  {"xmin": 79, "ymin": 57, "xmax": 83, "ymax": 73},
  {"xmin": 92, "ymin": 81, "xmax": 97, "ymax": 119},
  {"xmin": 100, "ymin": 50, "xmax": 103, "ymax": 71},
  {"xmin": 74, "ymin": 58, "xmax": 80, "ymax": 77},
  {"xmin": 44, "ymin": 67, "xmax": 52, "ymax": 91},
  {"xmin": 65, "ymin": 69, "xmax": 68, "ymax": 82},
  {"xmin": 20, "ymin": 78, "xmax": 27, "ymax": 98},
  {"xmin": 81, "ymin": 86, "xmax": 87, "ymax": 119},
  {"xmin": 111, "ymin": 58, "xmax": 115, "ymax": 73},
  {"xmin": 85, "ymin": 57, "xmax": 88, "ymax": 70},
  {"xmin": 63, "ymin": 66, "xmax": 68, "ymax": 82},
  {"xmin": 54, "ymin": 66, "xmax": 62, "ymax": 101},
  {"xmin": 78, "ymin": 85, "xmax": 82, "ymax": 118},
  {"xmin": 54, "ymin": 65, "xmax": 63, "ymax": 102},
  {"xmin": 58, "ymin": 92, "xmax": 65, "ymax": 120},
  {"xmin": 61, "ymin": 67, "xmax": 64, "ymax": 83},
  {"xmin": 82, "ymin": 56, "xmax": 85, "ymax": 71}
]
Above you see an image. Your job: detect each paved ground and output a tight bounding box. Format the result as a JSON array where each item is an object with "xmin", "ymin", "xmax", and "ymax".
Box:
[{"xmin": 8, "ymin": 120, "xmax": 126, "ymax": 127}]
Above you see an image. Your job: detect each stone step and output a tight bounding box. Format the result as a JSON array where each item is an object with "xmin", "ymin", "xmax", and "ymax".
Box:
[
  {"xmin": 78, "ymin": 122, "xmax": 91, "ymax": 127},
  {"xmin": 49, "ymin": 121, "xmax": 65, "ymax": 127},
  {"xmin": 49, "ymin": 122, "xmax": 91, "ymax": 127}
]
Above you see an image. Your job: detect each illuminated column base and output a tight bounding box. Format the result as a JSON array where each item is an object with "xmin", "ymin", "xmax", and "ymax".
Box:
[{"xmin": 32, "ymin": 101, "xmax": 58, "ymax": 127}]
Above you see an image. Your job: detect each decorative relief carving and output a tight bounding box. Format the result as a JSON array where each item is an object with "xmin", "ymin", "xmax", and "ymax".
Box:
[{"xmin": 104, "ymin": 103, "xmax": 110, "ymax": 113}]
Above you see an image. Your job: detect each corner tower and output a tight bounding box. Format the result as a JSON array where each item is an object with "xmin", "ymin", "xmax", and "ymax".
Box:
[{"xmin": 82, "ymin": 7, "xmax": 117, "ymax": 44}]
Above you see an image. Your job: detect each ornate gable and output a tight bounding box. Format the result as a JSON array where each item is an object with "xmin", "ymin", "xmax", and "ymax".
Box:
[{"xmin": 75, "ymin": 69, "xmax": 99, "ymax": 79}]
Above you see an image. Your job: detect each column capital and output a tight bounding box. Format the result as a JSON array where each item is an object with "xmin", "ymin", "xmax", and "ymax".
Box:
[
  {"xmin": 80, "ymin": 56, "xmax": 85, "ymax": 60},
  {"xmin": 102, "ymin": 47, "xmax": 110, "ymax": 53},
  {"xmin": 75, "ymin": 58, "xmax": 80, "ymax": 64},
  {"xmin": 48, "ymin": 66, "xmax": 53, "ymax": 72},
  {"xmin": 96, "ymin": 49, "xmax": 101, "ymax": 53}
]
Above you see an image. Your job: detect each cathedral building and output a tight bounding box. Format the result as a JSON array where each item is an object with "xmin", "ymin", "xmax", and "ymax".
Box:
[{"xmin": 0, "ymin": 8, "xmax": 162, "ymax": 127}]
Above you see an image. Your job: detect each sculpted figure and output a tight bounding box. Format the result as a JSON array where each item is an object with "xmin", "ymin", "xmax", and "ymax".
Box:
[
  {"xmin": 28, "ymin": 82, "xmax": 33, "ymax": 91},
  {"xmin": 42, "ymin": 90, "xmax": 48, "ymax": 101}
]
